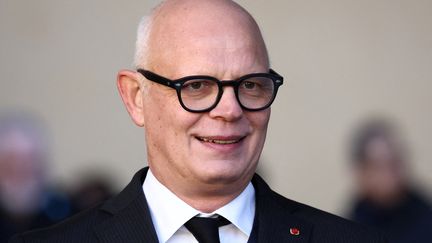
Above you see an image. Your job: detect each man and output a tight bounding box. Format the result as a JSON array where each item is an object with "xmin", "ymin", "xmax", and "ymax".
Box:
[{"xmin": 11, "ymin": 0, "xmax": 386, "ymax": 242}]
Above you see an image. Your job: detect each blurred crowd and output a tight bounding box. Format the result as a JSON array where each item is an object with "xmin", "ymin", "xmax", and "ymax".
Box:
[
  {"xmin": 0, "ymin": 112, "xmax": 431, "ymax": 242},
  {"xmin": 0, "ymin": 112, "xmax": 115, "ymax": 242}
]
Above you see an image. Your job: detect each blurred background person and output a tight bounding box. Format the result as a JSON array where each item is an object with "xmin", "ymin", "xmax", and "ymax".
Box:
[
  {"xmin": 347, "ymin": 118, "xmax": 432, "ymax": 242},
  {"xmin": 0, "ymin": 112, "xmax": 71, "ymax": 242},
  {"xmin": 69, "ymin": 171, "xmax": 115, "ymax": 214}
]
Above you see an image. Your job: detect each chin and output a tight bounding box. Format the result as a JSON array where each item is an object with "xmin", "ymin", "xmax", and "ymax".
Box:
[{"xmin": 194, "ymin": 161, "xmax": 252, "ymax": 184}]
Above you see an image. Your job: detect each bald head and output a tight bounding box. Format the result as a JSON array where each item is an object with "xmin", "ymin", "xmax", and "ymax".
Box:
[{"xmin": 135, "ymin": 0, "xmax": 269, "ymax": 75}]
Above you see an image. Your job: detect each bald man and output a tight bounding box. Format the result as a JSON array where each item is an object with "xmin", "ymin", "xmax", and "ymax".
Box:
[{"xmin": 11, "ymin": 1, "xmax": 386, "ymax": 242}]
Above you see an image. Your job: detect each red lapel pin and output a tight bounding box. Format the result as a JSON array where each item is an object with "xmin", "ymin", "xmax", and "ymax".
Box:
[{"xmin": 290, "ymin": 227, "xmax": 300, "ymax": 236}]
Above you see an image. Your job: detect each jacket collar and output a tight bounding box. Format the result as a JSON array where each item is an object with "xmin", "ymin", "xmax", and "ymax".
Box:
[
  {"xmin": 92, "ymin": 167, "xmax": 313, "ymax": 243},
  {"xmin": 94, "ymin": 167, "xmax": 158, "ymax": 243},
  {"xmin": 251, "ymin": 174, "xmax": 313, "ymax": 243}
]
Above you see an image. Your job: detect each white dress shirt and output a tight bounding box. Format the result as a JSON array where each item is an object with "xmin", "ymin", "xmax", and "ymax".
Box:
[{"xmin": 143, "ymin": 169, "xmax": 255, "ymax": 243}]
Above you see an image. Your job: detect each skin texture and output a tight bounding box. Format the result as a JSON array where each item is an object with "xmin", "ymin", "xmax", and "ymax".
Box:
[{"xmin": 117, "ymin": 0, "xmax": 270, "ymax": 212}]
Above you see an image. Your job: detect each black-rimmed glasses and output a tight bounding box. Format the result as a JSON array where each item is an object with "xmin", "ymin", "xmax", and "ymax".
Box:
[{"xmin": 137, "ymin": 69, "xmax": 284, "ymax": 113}]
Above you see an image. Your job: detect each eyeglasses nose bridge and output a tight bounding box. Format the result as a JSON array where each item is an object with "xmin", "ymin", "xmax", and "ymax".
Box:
[
  {"xmin": 218, "ymin": 79, "xmax": 240, "ymax": 95},
  {"xmin": 219, "ymin": 79, "xmax": 238, "ymax": 86},
  {"xmin": 215, "ymin": 80, "xmax": 242, "ymax": 107}
]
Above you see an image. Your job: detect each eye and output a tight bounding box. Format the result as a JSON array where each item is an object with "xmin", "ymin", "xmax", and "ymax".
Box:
[
  {"xmin": 183, "ymin": 80, "xmax": 211, "ymax": 91},
  {"xmin": 242, "ymin": 81, "xmax": 256, "ymax": 89},
  {"xmin": 238, "ymin": 77, "xmax": 274, "ymax": 97},
  {"xmin": 181, "ymin": 79, "xmax": 217, "ymax": 98},
  {"xmin": 189, "ymin": 81, "xmax": 203, "ymax": 90}
]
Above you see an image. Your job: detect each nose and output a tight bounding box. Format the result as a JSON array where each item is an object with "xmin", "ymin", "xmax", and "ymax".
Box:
[{"xmin": 208, "ymin": 86, "xmax": 243, "ymax": 121}]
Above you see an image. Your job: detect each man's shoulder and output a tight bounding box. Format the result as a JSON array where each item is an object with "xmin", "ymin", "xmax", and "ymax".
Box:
[
  {"xmin": 276, "ymin": 191, "xmax": 379, "ymax": 234},
  {"xmin": 9, "ymin": 205, "xmax": 105, "ymax": 243},
  {"xmin": 9, "ymin": 168, "xmax": 158, "ymax": 243},
  {"xmin": 252, "ymin": 174, "xmax": 387, "ymax": 242},
  {"xmin": 270, "ymin": 189, "xmax": 353, "ymax": 225}
]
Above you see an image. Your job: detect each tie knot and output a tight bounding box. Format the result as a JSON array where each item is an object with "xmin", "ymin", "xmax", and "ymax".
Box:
[{"xmin": 185, "ymin": 216, "xmax": 230, "ymax": 243}]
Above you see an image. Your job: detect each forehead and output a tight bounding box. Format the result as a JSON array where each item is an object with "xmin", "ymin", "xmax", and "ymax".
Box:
[{"xmin": 146, "ymin": 1, "xmax": 269, "ymax": 78}]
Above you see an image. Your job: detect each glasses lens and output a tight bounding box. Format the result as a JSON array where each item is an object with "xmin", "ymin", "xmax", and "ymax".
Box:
[
  {"xmin": 180, "ymin": 78, "xmax": 219, "ymax": 111},
  {"xmin": 238, "ymin": 77, "xmax": 275, "ymax": 109}
]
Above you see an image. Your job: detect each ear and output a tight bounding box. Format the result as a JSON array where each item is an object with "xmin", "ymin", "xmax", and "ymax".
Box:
[{"xmin": 117, "ymin": 69, "xmax": 146, "ymax": 127}]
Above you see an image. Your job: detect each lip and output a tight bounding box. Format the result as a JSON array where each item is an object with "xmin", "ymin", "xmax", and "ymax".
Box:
[
  {"xmin": 194, "ymin": 135, "xmax": 246, "ymax": 151},
  {"xmin": 196, "ymin": 135, "xmax": 245, "ymax": 144}
]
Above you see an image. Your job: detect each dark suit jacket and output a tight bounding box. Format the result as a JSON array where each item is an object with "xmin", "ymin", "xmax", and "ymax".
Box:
[{"xmin": 10, "ymin": 167, "xmax": 387, "ymax": 242}]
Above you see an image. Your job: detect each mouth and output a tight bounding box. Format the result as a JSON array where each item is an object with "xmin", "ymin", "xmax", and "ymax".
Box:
[{"xmin": 195, "ymin": 136, "xmax": 245, "ymax": 145}]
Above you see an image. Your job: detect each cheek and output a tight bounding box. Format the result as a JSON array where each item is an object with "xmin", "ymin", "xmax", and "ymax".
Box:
[
  {"xmin": 244, "ymin": 111, "xmax": 270, "ymax": 161},
  {"xmin": 143, "ymin": 88, "xmax": 179, "ymax": 126},
  {"xmin": 248, "ymin": 110, "xmax": 270, "ymax": 134},
  {"xmin": 143, "ymin": 91, "xmax": 201, "ymax": 145},
  {"xmin": 143, "ymin": 92, "xmax": 174, "ymax": 145}
]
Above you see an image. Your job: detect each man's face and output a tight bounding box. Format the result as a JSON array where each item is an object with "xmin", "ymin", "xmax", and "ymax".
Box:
[{"xmin": 140, "ymin": 4, "xmax": 271, "ymax": 193}]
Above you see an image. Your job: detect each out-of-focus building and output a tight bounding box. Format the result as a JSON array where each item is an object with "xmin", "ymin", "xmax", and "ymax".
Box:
[{"xmin": 347, "ymin": 118, "xmax": 432, "ymax": 243}]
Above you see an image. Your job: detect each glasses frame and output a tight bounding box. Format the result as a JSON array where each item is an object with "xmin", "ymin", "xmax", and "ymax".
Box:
[{"xmin": 136, "ymin": 68, "xmax": 284, "ymax": 113}]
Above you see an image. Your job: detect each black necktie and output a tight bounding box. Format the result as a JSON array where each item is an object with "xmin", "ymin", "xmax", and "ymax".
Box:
[{"xmin": 185, "ymin": 216, "xmax": 230, "ymax": 243}]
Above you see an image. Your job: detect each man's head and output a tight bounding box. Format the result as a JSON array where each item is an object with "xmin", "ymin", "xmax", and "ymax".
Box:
[
  {"xmin": 117, "ymin": 0, "xmax": 278, "ymax": 210},
  {"xmin": 0, "ymin": 113, "xmax": 48, "ymax": 214},
  {"xmin": 350, "ymin": 119, "xmax": 409, "ymax": 206}
]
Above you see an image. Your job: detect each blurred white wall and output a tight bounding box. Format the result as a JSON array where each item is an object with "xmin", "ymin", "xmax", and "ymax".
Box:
[{"xmin": 1, "ymin": 0, "xmax": 431, "ymax": 215}]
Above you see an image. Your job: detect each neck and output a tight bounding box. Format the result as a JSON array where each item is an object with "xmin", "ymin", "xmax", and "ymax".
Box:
[
  {"xmin": 178, "ymin": 187, "xmax": 246, "ymax": 213},
  {"xmin": 149, "ymin": 167, "xmax": 251, "ymax": 213}
]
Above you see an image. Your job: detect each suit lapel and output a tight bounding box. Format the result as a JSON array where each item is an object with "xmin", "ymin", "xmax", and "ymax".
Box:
[
  {"xmin": 250, "ymin": 174, "xmax": 313, "ymax": 243},
  {"xmin": 91, "ymin": 168, "xmax": 313, "ymax": 243},
  {"xmin": 93, "ymin": 168, "xmax": 159, "ymax": 243}
]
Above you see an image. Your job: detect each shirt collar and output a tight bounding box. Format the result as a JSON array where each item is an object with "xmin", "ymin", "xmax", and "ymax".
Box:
[
  {"xmin": 213, "ymin": 182, "xmax": 255, "ymax": 236},
  {"xmin": 143, "ymin": 169, "xmax": 255, "ymax": 243}
]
